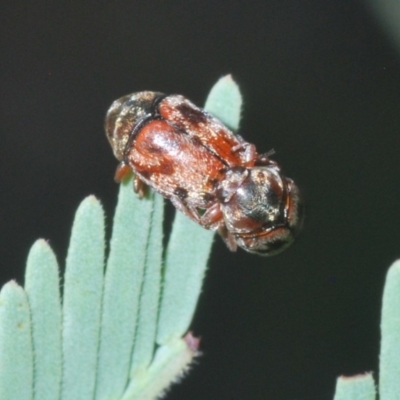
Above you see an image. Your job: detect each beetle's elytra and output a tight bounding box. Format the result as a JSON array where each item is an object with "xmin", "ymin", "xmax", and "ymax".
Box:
[{"xmin": 105, "ymin": 91, "xmax": 303, "ymax": 255}]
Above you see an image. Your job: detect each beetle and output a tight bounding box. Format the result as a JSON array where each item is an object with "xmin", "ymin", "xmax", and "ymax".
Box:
[{"xmin": 105, "ymin": 91, "xmax": 303, "ymax": 255}]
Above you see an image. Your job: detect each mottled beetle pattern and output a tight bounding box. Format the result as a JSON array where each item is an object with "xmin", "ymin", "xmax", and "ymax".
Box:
[{"xmin": 105, "ymin": 91, "xmax": 303, "ymax": 255}]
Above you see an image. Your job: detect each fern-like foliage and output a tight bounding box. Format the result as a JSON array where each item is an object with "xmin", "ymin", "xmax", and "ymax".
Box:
[
  {"xmin": 2, "ymin": 74, "xmax": 399, "ymax": 400},
  {"xmin": 0, "ymin": 75, "xmax": 241, "ymax": 400}
]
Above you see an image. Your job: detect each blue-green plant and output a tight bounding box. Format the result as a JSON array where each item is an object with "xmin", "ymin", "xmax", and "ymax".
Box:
[
  {"xmin": 1, "ymin": 74, "xmax": 400, "ymax": 399},
  {"xmin": 0, "ymin": 75, "xmax": 240, "ymax": 400},
  {"xmin": 333, "ymin": 259, "xmax": 400, "ymax": 400}
]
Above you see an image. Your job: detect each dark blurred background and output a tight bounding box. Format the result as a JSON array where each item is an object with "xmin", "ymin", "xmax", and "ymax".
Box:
[{"xmin": 1, "ymin": 1, "xmax": 400, "ymax": 399}]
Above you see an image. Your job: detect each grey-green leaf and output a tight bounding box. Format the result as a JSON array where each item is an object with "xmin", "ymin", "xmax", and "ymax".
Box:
[
  {"xmin": 379, "ymin": 259, "xmax": 400, "ymax": 400},
  {"xmin": 156, "ymin": 75, "xmax": 243, "ymax": 345},
  {"xmin": 61, "ymin": 196, "xmax": 105, "ymax": 400},
  {"xmin": 156, "ymin": 211, "xmax": 214, "ymax": 345},
  {"xmin": 24, "ymin": 239, "xmax": 62, "ymax": 400},
  {"xmin": 333, "ymin": 374, "xmax": 376, "ymax": 400},
  {"xmin": 95, "ymin": 178, "xmax": 154, "ymax": 400},
  {"xmin": 130, "ymin": 192, "xmax": 164, "ymax": 376},
  {"xmin": 121, "ymin": 337, "xmax": 198, "ymax": 400},
  {"xmin": 0, "ymin": 281, "xmax": 33, "ymax": 400},
  {"xmin": 204, "ymin": 74, "xmax": 242, "ymax": 131}
]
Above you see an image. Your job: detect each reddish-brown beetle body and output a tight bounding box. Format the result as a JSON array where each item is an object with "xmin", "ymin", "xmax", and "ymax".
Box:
[{"xmin": 105, "ymin": 92, "xmax": 303, "ymax": 255}]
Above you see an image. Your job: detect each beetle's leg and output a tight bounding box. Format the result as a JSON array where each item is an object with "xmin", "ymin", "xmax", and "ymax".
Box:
[
  {"xmin": 133, "ymin": 176, "xmax": 148, "ymax": 199},
  {"xmin": 170, "ymin": 196, "xmax": 202, "ymax": 224},
  {"xmin": 133, "ymin": 175, "xmax": 147, "ymax": 199},
  {"xmin": 114, "ymin": 161, "xmax": 132, "ymax": 182},
  {"xmin": 114, "ymin": 161, "xmax": 148, "ymax": 198},
  {"xmin": 199, "ymin": 203, "xmax": 223, "ymax": 230},
  {"xmin": 171, "ymin": 197, "xmax": 224, "ymax": 230},
  {"xmin": 218, "ymin": 225, "xmax": 237, "ymax": 252}
]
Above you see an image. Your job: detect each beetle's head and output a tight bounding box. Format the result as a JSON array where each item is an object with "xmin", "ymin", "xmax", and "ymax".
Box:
[{"xmin": 218, "ymin": 165, "xmax": 303, "ymax": 256}]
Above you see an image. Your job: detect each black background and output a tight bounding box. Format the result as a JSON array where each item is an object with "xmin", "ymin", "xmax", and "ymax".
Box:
[{"xmin": 1, "ymin": 1, "xmax": 400, "ymax": 399}]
